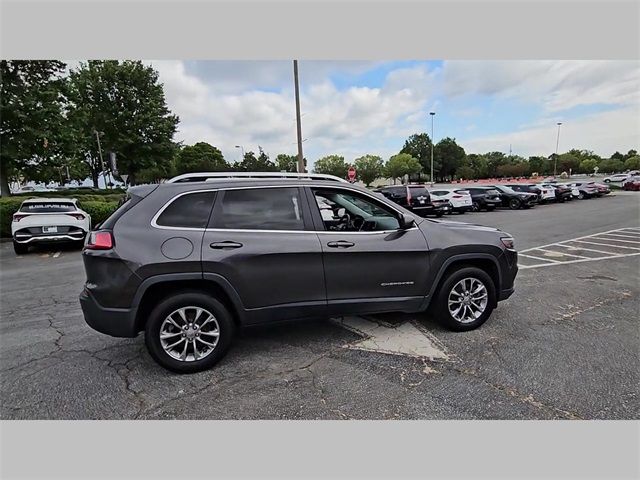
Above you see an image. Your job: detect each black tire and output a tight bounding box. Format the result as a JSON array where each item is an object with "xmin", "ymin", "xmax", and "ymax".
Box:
[
  {"xmin": 472, "ymin": 201, "xmax": 480, "ymax": 212},
  {"xmin": 458, "ymin": 209, "xmax": 466, "ymax": 215},
  {"xmin": 577, "ymin": 192, "xmax": 585, "ymax": 200},
  {"xmin": 508, "ymin": 198, "xmax": 521, "ymax": 210},
  {"xmin": 13, "ymin": 241, "xmax": 28, "ymax": 255},
  {"xmin": 435, "ymin": 211, "xmax": 444, "ymax": 218},
  {"xmin": 485, "ymin": 205, "xmax": 496, "ymax": 211},
  {"xmin": 144, "ymin": 291, "xmax": 236, "ymax": 373},
  {"xmin": 430, "ymin": 266, "xmax": 496, "ymax": 332}
]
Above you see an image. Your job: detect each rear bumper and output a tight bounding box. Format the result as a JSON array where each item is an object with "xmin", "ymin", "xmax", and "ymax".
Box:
[
  {"xmin": 13, "ymin": 229, "xmax": 86, "ymax": 244},
  {"xmin": 79, "ymin": 288, "xmax": 138, "ymax": 338}
]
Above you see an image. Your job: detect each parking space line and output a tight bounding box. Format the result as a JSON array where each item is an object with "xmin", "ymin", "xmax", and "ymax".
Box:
[
  {"xmin": 52, "ymin": 251, "xmax": 61, "ymax": 258},
  {"xmin": 518, "ymin": 227, "xmax": 640, "ymax": 253},
  {"xmin": 535, "ymin": 248, "xmax": 587, "ymax": 259},
  {"xmin": 518, "ymin": 253, "xmax": 561, "ymax": 263},
  {"xmin": 518, "ymin": 252, "xmax": 640, "ymax": 269},
  {"xmin": 571, "ymin": 240, "xmax": 640, "ymax": 250},
  {"xmin": 553, "ymin": 244, "xmax": 617, "ymax": 256},
  {"xmin": 591, "ymin": 235, "xmax": 640, "ymax": 244},
  {"xmin": 598, "ymin": 232, "xmax": 640, "ymax": 239}
]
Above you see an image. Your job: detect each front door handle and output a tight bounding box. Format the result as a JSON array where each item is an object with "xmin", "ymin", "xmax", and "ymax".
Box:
[
  {"xmin": 210, "ymin": 241, "xmax": 243, "ymax": 249},
  {"xmin": 327, "ymin": 240, "xmax": 355, "ymax": 248}
]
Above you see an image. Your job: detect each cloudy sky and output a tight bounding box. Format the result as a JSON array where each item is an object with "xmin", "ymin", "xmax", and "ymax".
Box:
[{"xmin": 147, "ymin": 60, "xmax": 639, "ymax": 166}]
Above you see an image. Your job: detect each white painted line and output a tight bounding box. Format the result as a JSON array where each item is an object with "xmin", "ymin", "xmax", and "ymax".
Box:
[
  {"xmin": 518, "ymin": 253, "xmax": 560, "ymax": 263},
  {"xmin": 553, "ymin": 243, "xmax": 617, "ymax": 256},
  {"xmin": 592, "ymin": 235, "xmax": 640, "ymax": 244},
  {"xmin": 519, "ymin": 252, "xmax": 640, "ymax": 269},
  {"xmin": 52, "ymin": 251, "xmax": 61, "ymax": 258},
  {"xmin": 535, "ymin": 248, "xmax": 588, "ymax": 259},
  {"xmin": 571, "ymin": 240, "xmax": 640, "ymax": 250},
  {"xmin": 519, "ymin": 227, "xmax": 640, "ymax": 253},
  {"xmin": 598, "ymin": 232, "xmax": 640, "ymax": 239},
  {"xmin": 619, "ymin": 227, "xmax": 640, "ymax": 232}
]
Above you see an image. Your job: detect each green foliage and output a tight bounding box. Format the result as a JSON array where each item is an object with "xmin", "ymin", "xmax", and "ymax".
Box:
[
  {"xmin": 456, "ymin": 165, "xmax": 475, "ymax": 180},
  {"xmin": 385, "ymin": 153, "xmax": 422, "ymax": 182},
  {"xmin": 313, "ymin": 155, "xmax": 349, "ymax": 179},
  {"xmin": 0, "ymin": 197, "xmax": 25, "ymax": 237},
  {"xmin": 599, "ymin": 158, "xmax": 625, "ymax": 173},
  {"xmin": 579, "ymin": 158, "xmax": 598, "ymax": 174},
  {"xmin": 434, "ymin": 137, "xmax": 466, "ymax": 181},
  {"xmin": 353, "ymin": 154, "xmax": 383, "ymax": 186},
  {"xmin": 556, "ymin": 153, "xmax": 580, "ymax": 174},
  {"xmin": 528, "ymin": 156, "xmax": 551, "ymax": 176},
  {"xmin": 275, "ymin": 154, "xmax": 298, "ymax": 173},
  {"xmin": 82, "ymin": 201, "xmax": 119, "ymax": 226},
  {"xmin": 175, "ymin": 142, "xmax": 229, "ymax": 174},
  {"xmin": 0, "ymin": 60, "xmax": 68, "ymax": 195},
  {"xmin": 237, "ymin": 148, "xmax": 278, "ymax": 172},
  {"xmin": 66, "ymin": 60, "xmax": 179, "ymax": 186},
  {"xmin": 400, "ymin": 133, "xmax": 435, "ymax": 175},
  {"xmin": 496, "ymin": 162, "xmax": 529, "ymax": 177},
  {"xmin": 624, "ymin": 156, "xmax": 640, "ymax": 170}
]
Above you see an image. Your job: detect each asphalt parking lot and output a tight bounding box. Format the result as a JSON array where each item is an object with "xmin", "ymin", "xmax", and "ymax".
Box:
[{"xmin": 1, "ymin": 191, "xmax": 638, "ymax": 420}]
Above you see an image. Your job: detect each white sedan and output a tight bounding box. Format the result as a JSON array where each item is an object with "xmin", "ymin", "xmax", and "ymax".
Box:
[
  {"xmin": 11, "ymin": 198, "xmax": 91, "ymax": 255},
  {"xmin": 429, "ymin": 188, "xmax": 473, "ymax": 214}
]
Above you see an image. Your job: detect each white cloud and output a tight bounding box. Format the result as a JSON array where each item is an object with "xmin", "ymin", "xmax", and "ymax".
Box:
[{"xmin": 464, "ymin": 106, "xmax": 640, "ymax": 157}]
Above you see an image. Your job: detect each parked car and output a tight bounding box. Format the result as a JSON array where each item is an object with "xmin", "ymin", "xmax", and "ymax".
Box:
[
  {"xmin": 538, "ymin": 183, "xmax": 573, "ymax": 203},
  {"xmin": 564, "ymin": 181, "xmax": 600, "ymax": 199},
  {"xmin": 428, "ymin": 188, "xmax": 473, "ymax": 214},
  {"xmin": 603, "ymin": 173, "xmax": 630, "ymax": 183},
  {"xmin": 504, "ymin": 184, "xmax": 547, "ymax": 202},
  {"xmin": 376, "ymin": 185, "xmax": 450, "ymax": 217},
  {"xmin": 592, "ymin": 182, "xmax": 611, "ymax": 195},
  {"xmin": 464, "ymin": 187, "xmax": 503, "ymax": 211},
  {"xmin": 622, "ymin": 176, "xmax": 640, "ymax": 191},
  {"xmin": 80, "ymin": 172, "xmax": 519, "ymax": 373},
  {"xmin": 11, "ymin": 198, "xmax": 91, "ymax": 254},
  {"xmin": 491, "ymin": 185, "xmax": 538, "ymax": 209}
]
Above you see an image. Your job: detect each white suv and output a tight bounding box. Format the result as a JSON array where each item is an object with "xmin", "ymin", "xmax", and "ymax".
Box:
[
  {"xmin": 429, "ymin": 188, "xmax": 473, "ymax": 213},
  {"xmin": 11, "ymin": 198, "xmax": 91, "ymax": 254},
  {"xmin": 603, "ymin": 173, "xmax": 630, "ymax": 183}
]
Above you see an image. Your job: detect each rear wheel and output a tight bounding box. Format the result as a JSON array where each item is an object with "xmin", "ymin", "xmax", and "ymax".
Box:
[
  {"xmin": 13, "ymin": 241, "xmax": 28, "ymax": 255},
  {"xmin": 472, "ymin": 201, "xmax": 480, "ymax": 212},
  {"xmin": 508, "ymin": 198, "xmax": 521, "ymax": 210},
  {"xmin": 431, "ymin": 266, "xmax": 496, "ymax": 331},
  {"xmin": 144, "ymin": 291, "xmax": 235, "ymax": 373},
  {"xmin": 577, "ymin": 192, "xmax": 585, "ymax": 199},
  {"xmin": 435, "ymin": 211, "xmax": 444, "ymax": 218}
]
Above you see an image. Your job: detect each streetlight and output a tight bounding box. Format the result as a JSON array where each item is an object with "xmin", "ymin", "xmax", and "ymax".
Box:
[
  {"xmin": 554, "ymin": 122, "xmax": 562, "ymax": 177},
  {"xmin": 235, "ymin": 145, "xmax": 245, "ymax": 161},
  {"xmin": 93, "ymin": 130, "xmax": 109, "ymax": 189},
  {"xmin": 429, "ymin": 112, "xmax": 436, "ymax": 184}
]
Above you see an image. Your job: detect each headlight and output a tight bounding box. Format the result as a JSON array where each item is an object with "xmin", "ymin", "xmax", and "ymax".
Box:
[
  {"xmin": 519, "ymin": 194, "xmax": 528, "ymax": 199},
  {"xmin": 500, "ymin": 236, "xmax": 515, "ymax": 250}
]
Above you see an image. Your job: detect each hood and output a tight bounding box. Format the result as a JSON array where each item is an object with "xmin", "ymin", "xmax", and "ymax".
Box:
[{"xmin": 422, "ymin": 218, "xmax": 502, "ymax": 234}]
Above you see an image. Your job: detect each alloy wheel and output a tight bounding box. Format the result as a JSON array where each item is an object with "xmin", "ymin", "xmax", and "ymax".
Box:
[
  {"xmin": 447, "ymin": 277, "xmax": 489, "ymax": 324},
  {"xmin": 159, "ymin": 306, "xmax": 220, "ymax": 362}
]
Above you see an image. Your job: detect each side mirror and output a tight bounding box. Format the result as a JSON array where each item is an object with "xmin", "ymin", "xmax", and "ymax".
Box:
[{"xmin": 398, "ymin": 213, "xmax": 415, "ymax": 230}]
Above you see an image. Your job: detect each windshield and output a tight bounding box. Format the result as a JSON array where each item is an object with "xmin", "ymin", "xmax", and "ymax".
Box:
[
  {"xmin": 20, "ymin": 202, "xmax": 76, "ymax": 213},
  {"xmin": 496, "ymin": 186, "xmax": 516, "ymax": 194}
]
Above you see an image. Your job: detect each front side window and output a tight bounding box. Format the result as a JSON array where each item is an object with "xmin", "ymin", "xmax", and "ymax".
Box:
[
  {"xmin": 156, "ymin": 191, "xmax": 215, "ymax": 228},
  {"xmin": 213, "ymin": 188, "xmax": 304, "ymax": 231},
  {"xmin": 313, "ymin": 189, "xmax": 400, "ymax": 232}
]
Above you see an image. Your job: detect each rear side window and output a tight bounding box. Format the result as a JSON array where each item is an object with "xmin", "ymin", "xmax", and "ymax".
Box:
[
  {"xmin": 156, "ymin": 191, "xmax": 216, "ymax": 228},
  {"xmin": 430, "ymin": 190, "xmax": 447, "ymax": 196},
  {"xmin": 213, "ymin": 188, "xmax": 304, "ymax": 231},
  {"xmin": 20, "ymin": 202, "xmax": 76, "ymax": 213}
]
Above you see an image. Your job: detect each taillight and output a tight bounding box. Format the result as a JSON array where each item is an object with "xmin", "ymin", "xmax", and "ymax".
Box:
[
  {"xmin": 66, "ymin": 213, "xmax": 86, "ymax": 220},
  {"xmin": 12, "ymin": 214, "xmax": 28, "ymax": 222},
  {"xmin": 85, "ymin": 231, "xmax": 114, "ymax": 250}
]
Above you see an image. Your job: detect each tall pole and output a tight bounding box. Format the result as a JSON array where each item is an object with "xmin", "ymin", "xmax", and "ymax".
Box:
[
  {"xmin": 94, "ymin": 130, "xmax": 108, "ymax": 189},
  {"xmin": 293, "ymin": 60, "xmax": 305, "ymax": 173},
  {"xmin": 429, "ymin": 112, "xmax": 435, "ymax": 184},
  {"xmin": 554, "ymin": 122, "xmax": 562, "ymax": 176},
  {"xmin": 235, "ymin": 145, "xmax": 245, "ymax": 161}
]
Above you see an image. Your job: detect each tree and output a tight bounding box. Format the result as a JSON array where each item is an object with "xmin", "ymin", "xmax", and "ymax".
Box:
[
  {"xmin": 353, "ymin": 154, "xmax": 383, "ymax": 186},
  {"xmin": 624, "ymin": 149, "xmax": 638, "ymax": 160},
  {"xmin": 599, "ymin": 158, "xmax": 625, "ymax": 173},
  {"xmin": 611, "ymin": 151, "xmax": 625, "ymax": 161},
  {"xmin": 624, "ymin": 155, "xmax": 640, "ymax": 171},
  {"xmin": 556, "ymin": 153, "xmax": 580, "ymax": 174},
  {"xmin": 385, "ymin": 153, "xmax": 422, "ymax": 183},
  {"xmin": 237, "ymin": 147, "xmax": 277, "ymax": 172},
  {"xmin": 400, "ymin": 133, "xmax": 435, "ymax": 177},
  {"xmin": 528, "ymin": 156, "xmax": 551, "ymax": 176},
  {"xmin": 174, "ymin": 142, "xmax": 229, "ymax": 175},
  {"xmin": 579, "ymin": 158, "xmax": 598, "ymax": 174},
  {"xmin": 434, "ymin": 137, "xmax": 465, "ymax": 181},
  {"xmin": 465, "ymin": 154, "xmax": 489, "ymax": 179},
  {"xmin": 275, "ymin": 154, "xmax": 298, "ymax": 172},
  {"xmin": 313, "ymin": 155, "xmax": 349, "ymax": 179},
  {"xmin": 0, "ymin": 60, "xmax": 67, "ymax": 195},
  {"xmin": 456, "ymin": 165, "xmax": 475, "ymax": 180},
  {"xmin": 66, "ymin": 60, "xmax": 179, "ymax": 186}
]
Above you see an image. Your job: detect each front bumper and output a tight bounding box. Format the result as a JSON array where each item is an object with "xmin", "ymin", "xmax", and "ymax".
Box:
[{"xmin": 79, "ymin": 288, "xmax": 138, "ymax": 338}]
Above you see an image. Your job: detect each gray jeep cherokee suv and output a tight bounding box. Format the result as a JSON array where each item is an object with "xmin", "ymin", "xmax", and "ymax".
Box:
[{"xmin": 80, "ymin": 172, "xmax": 518, "ymax": 373}]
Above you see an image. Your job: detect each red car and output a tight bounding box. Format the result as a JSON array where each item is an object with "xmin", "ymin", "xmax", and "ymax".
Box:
[
  {"xmin": 622, "ymin": 176, "xmax": 640, "ymax": 191},
  {"xmin": 592, "ymin": 182, "xmax": 611, "ymax": 195}
]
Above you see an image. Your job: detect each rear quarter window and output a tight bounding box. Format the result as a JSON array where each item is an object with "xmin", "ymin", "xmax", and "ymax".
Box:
[{"xmin": 156, "ymin": 191, "xmax": 216, "ymax": 229}]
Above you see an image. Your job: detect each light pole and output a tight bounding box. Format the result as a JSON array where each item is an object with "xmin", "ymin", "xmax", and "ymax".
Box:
[
  {"xmin": 293, "ymin": 60, "xmax": 306, "ymax": 173},
  {"xmin": 93, "ymin": 130, "xmax": 108, "ymax": 189},
  {"xmin": 429, "ymin": 112, "xmax": 435, "ymax": 184},
  {"xmin": 553, "ymin": 122, "xmax": 562, "ymax": 177},
  {"xmin": 235, "ymin": 145, "xmax": 245, "ymax": 162}
]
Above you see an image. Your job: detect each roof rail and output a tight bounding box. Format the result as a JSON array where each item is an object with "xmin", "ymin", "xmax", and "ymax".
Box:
[{"xmin": 166, "ymin": 172, "xmax": 348, "ymax": 184}]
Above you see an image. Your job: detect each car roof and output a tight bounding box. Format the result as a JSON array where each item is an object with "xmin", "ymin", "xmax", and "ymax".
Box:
[{"xmin": 155, "ymin": 178, "xmax": 374, "ymax": 194}]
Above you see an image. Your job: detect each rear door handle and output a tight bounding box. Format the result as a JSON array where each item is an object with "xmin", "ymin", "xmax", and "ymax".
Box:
[
  {"xmin": 210, "ymin": 241, "xmax": 243, "ymax": 249},
  {"xmin": 327, "ymin": 240, "xmax": 355, "ymax": 248}
]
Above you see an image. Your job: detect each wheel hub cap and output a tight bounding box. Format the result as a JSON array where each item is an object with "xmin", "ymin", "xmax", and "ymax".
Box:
[
  {"xmin": 160, "ymin": 306, "xmax": 220, "ymax": 362},
  {"xmin": 447, "ymin": 278, "xmax": 489, "ymax": 324}
]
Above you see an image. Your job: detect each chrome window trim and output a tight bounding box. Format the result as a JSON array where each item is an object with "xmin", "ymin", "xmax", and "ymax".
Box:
[{"xmin": 151, "ymin": 184, "xmax": 415, "ymax": 234}]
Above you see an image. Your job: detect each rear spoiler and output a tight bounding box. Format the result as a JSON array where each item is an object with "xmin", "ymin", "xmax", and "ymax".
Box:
[{"xmin": 127, "ymin": 184, "xmax": 159, "ymax": 200}]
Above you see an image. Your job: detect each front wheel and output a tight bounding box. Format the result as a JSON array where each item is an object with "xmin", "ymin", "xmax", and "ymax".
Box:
[
  {"xmin": 577, "ymin": 192, "xmax": 585, "ymax": 200},
  {"xmin": 431, "ymin": 267, "xmax": 496, "ymax": 331},
  {"xmin": 509, "ymin": 198, "xmax": 521, "ymax": 210},
  {"xmin": 472, "ymin": 201, "xmax": 480, "ymax": 212},
  {"xmin": 144, "ymin": 291, "xmax": 236, "ymax": 373}
]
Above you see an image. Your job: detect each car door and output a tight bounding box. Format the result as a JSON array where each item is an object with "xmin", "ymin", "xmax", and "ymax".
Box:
[
  {"xmin": 305, "ymin": 186, "xmax": 430, "ymax": 316},
  {"xmin": 201, "ymin": 186, "xmax": 326, "ymax": 324}
]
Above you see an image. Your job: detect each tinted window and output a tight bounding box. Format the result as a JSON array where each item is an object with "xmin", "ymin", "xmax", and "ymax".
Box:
[
  {"xmin": 313, "ymin": 189, "xmax": 400, "ymax": 232},
  {"xmin": 408, "ymin": 186, "xmax": 429, "ymax": 196},
  {"xmin": 214, "ymin": 188, "xmax": 304, "ymax": 230},
  {"xmin": 21, "ymin": 202, "xmax": 76, "ymax": 213},
  {"xmin": 430, "ymin": 190, "xmax": 448, "ymax": 196},
  {"xmin": 157, "ymin": 191, "xmax": 215, "ymax": 228}
]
